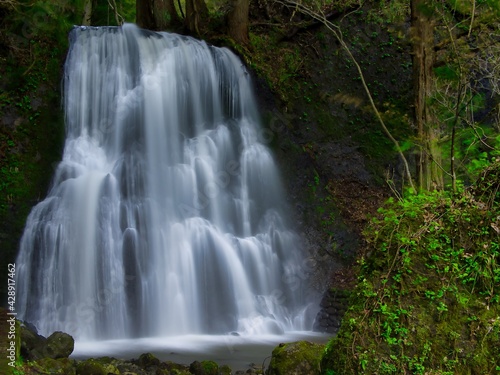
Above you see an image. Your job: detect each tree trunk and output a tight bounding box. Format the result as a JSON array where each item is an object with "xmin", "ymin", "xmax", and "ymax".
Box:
[
  {"xmin": 137, "ymin": 0, "xmax": 181, "ymax": 30},
  {"xmin": 136, "ymin": 0, "xmax": 155, "ymax": 29},
  {"xmin": 82, "ymin": 0, "xmax": 93, "ymax": 25},
  {"xmin": 227, "ymin": 0, "xmax": 250, "ymax": 45},
  {"xmin": 184, "ymin": 0, "xmax": 208, "ymax": 35},
  {"xmin": 153, "ymin": 0, "xmax": 181, "ymax": 29},
  {"xmin": 411, "ymin": 0, "xmax": 443, "ymax": 190}
]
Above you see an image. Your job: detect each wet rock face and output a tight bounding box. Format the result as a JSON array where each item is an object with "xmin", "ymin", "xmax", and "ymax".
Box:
[
  {"xmin": 313, "ymin": 289, "xmax": 350, "ymax": 334},
  {"xmin": 266, "ymin": 341, "xmax": 324, "ymax": 375}
]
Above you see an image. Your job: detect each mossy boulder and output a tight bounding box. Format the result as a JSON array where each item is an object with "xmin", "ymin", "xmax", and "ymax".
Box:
[
  {"xmin": 135, "ymin": 352, "xmax": 161, "ymax": 369},
  {"xmin": 267, "ymin": 341, "xmax": 324, "ymax": 375},
  {"xmin": 189, "ymin": 360, "xmax": 219, "ymax": 375},
  {"xmin": 45, "ymin": 331, "xmax": 74, "ymax": 358},
  {"xmin": 20, "ymin": 323, "xmax": 47, "ymax": 360},
  {"xmin": 102, "ymin": 364, "xmax": 120, "ymax": 374},
  {"xmin": 76, "ymin": 359, "xmax": 108, "ymax": 375},
  {"xmin": 93, "ymin": 356, "xmax": 116, "ymax": 364},
  {"xmin": 32, "ymin": 357, "xmax": 76, "ymax": 374},
  {"xmin": 20, "ymin": 325, "xmax": 74, "ymax": 360},
  {"xmin": 81, "ymin": 356, "xmax": 120, "ymax": 374},
  {"xmin": 219, "ymin": 364, "xmax": 232, "ymax": 375},
  {"xmin": 201, "ymin": 360, "xmax": 219, "ymax": 375}
]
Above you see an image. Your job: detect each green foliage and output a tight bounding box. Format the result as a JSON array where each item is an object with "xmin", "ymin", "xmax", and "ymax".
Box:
[
  {"xmin": 0, "ymin": 36, "xmax": 63, "ymax": 215},
  {"xmin": 246, "ymin": 32, "xmax": 305, "ymax": 102},
  {"xmin": 424, "ymin": 0, "xmax": 500, "ymax": 188},
  {"xmin": 0, "ymin": 0, "xmax": 67, "ymax": 298},
  {"xmin": 460, "ymin": 132, "xmax": 500, "ymax": 179},
  {"xmin": 91, "ymin": 0, "xmax": 136, "ymax": 26},
  {"xmin": 447, "ymin": 0, "xmax": 475, "ymax": 15},
  {"xmin": 322, "ymin": 161, "xmax": 500, "ymax": 374},
  {"xmin": 447, "ymin": 0, "xmax": 500, "ymax": 16},
  {"xmin": 434, "ymin": 65, "xmax": 458, "ymax": 81},
  {"xmin": 9, "ymin": 1, "xmax": 75, "ymax": 47},
  {"xmin": 119, "ymin": 0, "xmax": 137, "ymax": 22},
  {"xmin": 367, "ymin": 0, "xmax": 409, "ymax": 24}
]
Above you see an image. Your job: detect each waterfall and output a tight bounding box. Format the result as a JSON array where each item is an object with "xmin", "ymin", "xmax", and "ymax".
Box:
[{"xmin": 15, "ymin": 24, "xmax": 311, "ymax": 340}]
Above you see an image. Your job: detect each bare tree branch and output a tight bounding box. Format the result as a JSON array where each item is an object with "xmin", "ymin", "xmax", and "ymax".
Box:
[
  {"xmin": 108, "ymin": 0, "xmax": 124, "ymax": 25},
  {"xmin": 0, "ymin": 0, "xmax": 19, "ymax": 10}
]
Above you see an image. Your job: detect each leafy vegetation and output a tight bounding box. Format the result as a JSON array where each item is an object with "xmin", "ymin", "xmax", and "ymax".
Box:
[
  {"xmin": 311, "ymin": 5, "xmax": 500, "ymax": 370},
  {"xmin": 322, "ymin": 162, "xmax": 500, "ymax": 374}
]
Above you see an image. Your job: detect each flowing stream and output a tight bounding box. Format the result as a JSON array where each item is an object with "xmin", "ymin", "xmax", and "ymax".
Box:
[{"xmin": 15, "ymin": 24, "xmax": 316, "ymax": 342}]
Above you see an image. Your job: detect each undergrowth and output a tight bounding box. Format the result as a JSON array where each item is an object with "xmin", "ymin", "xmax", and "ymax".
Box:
[{"xmin": 322, "ymin": 161, "xmax": 500, "ymax": 374}]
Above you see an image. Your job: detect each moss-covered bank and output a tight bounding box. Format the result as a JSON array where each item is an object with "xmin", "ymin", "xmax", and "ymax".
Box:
[
  {"xmin": 0, "ymin": 2, "xmax": 74, "ymax": 303},
  {"xmin": 321, "ymin": 162, "xmax": 500, "ymax": 374}
]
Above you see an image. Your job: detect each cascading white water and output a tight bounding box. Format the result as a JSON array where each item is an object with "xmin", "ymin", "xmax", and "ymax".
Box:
[{"xmin": 15, "ymin": 24, "xmax": 312, "ymax": 340}]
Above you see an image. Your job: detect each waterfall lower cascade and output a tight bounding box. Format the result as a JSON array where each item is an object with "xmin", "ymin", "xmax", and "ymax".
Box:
[{"xmin": 16, "ymin": 24, "xmax": 312, "ymax": 341}]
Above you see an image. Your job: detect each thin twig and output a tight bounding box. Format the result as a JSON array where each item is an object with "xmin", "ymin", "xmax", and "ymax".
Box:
[
  {"xmin": 177, "ymin": 0, "xmax": 185, "ymax": 19},
  {"xmin": 468, "ymin": 0, "xmax": 475, "ymax": 38},
  {"xmin": 107, "ymin": 0, "xmax": 124, "ymax": 25}
]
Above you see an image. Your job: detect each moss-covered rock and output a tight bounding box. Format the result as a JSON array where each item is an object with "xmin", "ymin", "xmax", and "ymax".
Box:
[
  {"xmin": 102, "ymin": 364, "xmax": 120, "ymax": 374},
  {"xmin": 20, "ymin": 322, "xmax": 47, "ymax": 360},
  {"xmin": 189, "ymin": 360, "xmax": 219, "ymax": 375},
  {"xmin": 201, "ymin": 360, "xmax": 219, "ymax": 375},
  {"xmin": 45, "ymin": 331, "xmax": 74, "ymax": 359},
  {"xmin": 20, "ymin": 325, "xmax": 74, "ymax": 360},
  {"xmin": 115, "ymin": 360, "xmax": 148, "ymax": 375},
  {"xmin": 135, "ymin": 352, "xmax": 161, "ymax": 369},
  {"xmin": 31, "ymin": 357, "xmax": 76, "ymax": 374},
  {"xmin": 267, "ymin": 341, "xmax": 325, "ymax": 375},
  {"xmin": 76, "ymin": 359, "xmax": 108, "ymax": 375},
  {"xmin": 219, "ymin": 364, "xmax": 232, "ymax": 375}
]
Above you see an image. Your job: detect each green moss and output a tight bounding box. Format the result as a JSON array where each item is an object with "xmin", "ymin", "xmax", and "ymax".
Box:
[
  {"xmin": 268, "ymin": 341, "xmax": 325, "ymax": 375},
  {"xmin": 32, "ymin": 358, "xmax": 76, "ymax": 375},
  {"xmin": 76, "ymin": 359, "xmax": 107, "ymax": 375},
  {"xmin": 161, "ymin": 360, "xmax": 190, "ymax": 373},
  {"xmin": 218, "ymin": 364, "xmax": 232, "ymax": 375},
  {"xmin": 88, "ymin": 358, "xmax": 120, "ymax": 374},
  {"xmin": 244, "ymin": 32, "xmax": 305, "ymax": 103},
  {"xmin": 200, "ymin": 360, "xmax": 218, "ymax": 375},
  {"xmin": 169, "ymin": 370, "xmax": 191, "ymax": 375},
  {"xmin": 321, "ymin": 163, "xmax": 500, "ymax": 374},
  {"xmin": 136, "ymin": 352, "xmax": 161, "ymax": 368}
]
